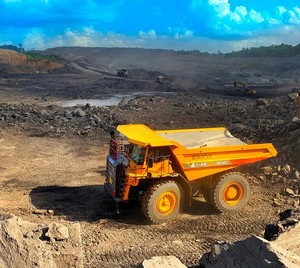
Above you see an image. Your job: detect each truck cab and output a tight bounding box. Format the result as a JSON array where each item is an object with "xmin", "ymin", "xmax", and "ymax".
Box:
[{"xmin": 105, "ymin": 132, "xmax": 175, "ymax": 202}]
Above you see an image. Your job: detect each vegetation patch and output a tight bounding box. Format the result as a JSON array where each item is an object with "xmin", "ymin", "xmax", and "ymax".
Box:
[{"xmin": 24, "ymin": 51, "xmax": 65, "ymax": 64}]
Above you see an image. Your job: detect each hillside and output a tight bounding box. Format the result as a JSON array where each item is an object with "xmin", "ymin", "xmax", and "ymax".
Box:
[{"xmin": 0, "ymin": 49, "xmax": 64, "ymax": 74}]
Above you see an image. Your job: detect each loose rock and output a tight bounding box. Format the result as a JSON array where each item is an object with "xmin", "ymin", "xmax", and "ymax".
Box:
[{"xmin": 142, "ymin": 256, "xmax": 186, "ymax": 268}]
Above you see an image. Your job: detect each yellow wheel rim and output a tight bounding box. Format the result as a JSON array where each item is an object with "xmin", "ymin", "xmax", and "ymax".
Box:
[
  {"xmin": 222, "ymin": 182, "xmax": 244, "ymax": 206},
  {"xmin": 156, "ymin": 191, "xmax": 177, "ymax": 215}
]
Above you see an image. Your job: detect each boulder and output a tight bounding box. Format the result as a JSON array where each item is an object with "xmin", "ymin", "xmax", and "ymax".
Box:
[
  {"xmin": 256, "ymin": 98, "xmax": 269, "ymax": 106},
  {"xmin": 0, "ymin": 215, "xmax": 83, "ymax": 268},
  {"xmin": 142, "ymin": 256, "xmax": 186, "ymax": 268},
  {"xmin": 199, "ymin": 226, "xmax": 300, "ymax": 268},
  {"xmin": 73, "ymin": 108, "xmax": 86, "ymax": 117},
  {"xmin": 0, "ymin": 215, "xmax": 56, "ymax": 268},
  {"xmin": 200, "ymin": 210, "xmax": 300, "ymax": 268},
  {"xmin": 45, "ymin": 222, "xmax": 69, "ymax": 241}
]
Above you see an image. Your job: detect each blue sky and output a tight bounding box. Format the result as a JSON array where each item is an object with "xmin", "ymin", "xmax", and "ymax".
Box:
[{"xmin": 0, "ymin": 0, "xmax": 300, "ymax": 52}]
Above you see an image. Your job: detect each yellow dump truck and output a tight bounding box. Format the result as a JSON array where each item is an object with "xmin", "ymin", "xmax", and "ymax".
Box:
[{"xmin": 104, "ymin": 124, "xmax": 277, "ymax": 223}]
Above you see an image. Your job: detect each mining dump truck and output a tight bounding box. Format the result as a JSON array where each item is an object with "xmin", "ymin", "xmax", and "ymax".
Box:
[
  {"xmin": 155, "ymin": 75, "xmax": 170, "ymax": 84},
  {"xmin": 156, "ymin": 75, "xmax": 165, "ymax": 83},
  {"xmin": 117, "ymin": 69, "xmax": 129, "ymax": 77},
  {"xmin": 104, "ymin": 124, "xmax": 277, "ymax": 223},
  {"xmin": 225, "ymin": 80, "xmax": 256, "ymax": 97}
]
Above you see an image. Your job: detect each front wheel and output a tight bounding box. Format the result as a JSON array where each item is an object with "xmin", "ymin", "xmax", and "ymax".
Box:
[
  {"xmin": 211, "ymin": 172, "xmax": 250, "ymax": 212},
  {"xmin": 142, "ymin": 180, "xmax": 183, "ymax": 224}
]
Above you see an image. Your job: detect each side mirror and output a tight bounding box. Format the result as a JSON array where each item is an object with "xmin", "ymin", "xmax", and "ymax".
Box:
[{"xmin": 148, "ymin": 158, "xmax": 154, "ymax": 168}]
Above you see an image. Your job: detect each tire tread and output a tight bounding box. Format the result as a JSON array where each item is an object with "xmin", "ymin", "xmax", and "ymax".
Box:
[
  {"xmin": 142, "ymin": 179, "xmax": 181, "ymax": 224},
  {"xmin": 211, "ymin": 172, "xmax": 250, "ymax": 213}
]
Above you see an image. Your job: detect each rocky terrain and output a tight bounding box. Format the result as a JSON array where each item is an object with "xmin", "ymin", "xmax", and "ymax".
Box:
[
  {"xmin": 198, "ymin": 209, "xmax": 300, "ymax": 268},
  {"xmin": 0, "ymin": 47, "xmax": 300, "ymax": 267}
]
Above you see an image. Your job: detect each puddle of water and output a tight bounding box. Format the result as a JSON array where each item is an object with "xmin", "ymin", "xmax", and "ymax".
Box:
[
  {"xmin": 59, "ymin": 96, "xmax": 129, "ymax": 107},
  {"xmin": 57, "ymin": 92, "xmax": 175, "ymax": 107}
]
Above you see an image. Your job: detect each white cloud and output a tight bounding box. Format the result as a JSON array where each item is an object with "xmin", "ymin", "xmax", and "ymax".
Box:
[
  {"xmin": 208, "ymin": 0, "xmax": 230, "ymax": 17},
  {"xmin": 277, "ymin": 6, "xmax": 287, "ymax": 16},
  {"xmin": 167, "ymin": 27, "xmax": 194, "ymax": 39},
  {"xmin": 16, "ymin": 14, "xmax": 300, "ymax": 54},
  {"xmin": 48, "ymin": 35, "xmax": 65, "ymax": 48},
  {"xmin": 175, "ymin": 29, "xmax": 193, "ymax": 39},
  {"xmin": 287, "ymin": 10, "xmax": 298, "ymax": 24},
  {"xmin": 268, "ymin": 18, "xmax": 281, "ymax": 26},
  {"xmin": 184, "ymin": 30, "xmax": 194, "ymax": 38},
  {"xmin": 138, "ymin": 29, "xmax": 157, "ymax": 39},
  {"xmin": 275, "ymin": 6, "xmax": 300, "ymax": 25},
  {"xmin": 295, "ymin": 7, "xmax": 300, "ymax": 15},
  {"xmin": 228, "ymin": 12, "xmax": 242, "ymax": 23},
  {"xmin": 20, "ymin": 26, "xmax": 202, "ymax": 52},
  {"xmin": 288, "ymin": 7, "xmax": 300, "ymax": 24},
  {"xmin": 23, "ymin": 29, "xmax": 46, "ymax": 50},
  {"xmin": 83, "ymin": 26, "xmax": 97, "ymax": 35},
  {"xmin": 21, "ymin": 27, "xmax": 143, "ymax": 50},
  {"xmin": 235, "ymin": 6, "xmax": 247, "ymax": 17},
  {"xmin": 207, "ymin": 0, "xmax": 264, "ymax": 25},
  {"xmin": 249, "ymin": 10, "xmax": 264, "ymax": 23},
  {"xmin": 65, "ymin": 29, "xmax": 95, "ymax": 47}
]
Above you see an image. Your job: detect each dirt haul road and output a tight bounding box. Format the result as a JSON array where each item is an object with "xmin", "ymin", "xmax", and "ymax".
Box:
[{"xmin": 0, "ymin": 131, "xmax": 286, "ymax": 267}]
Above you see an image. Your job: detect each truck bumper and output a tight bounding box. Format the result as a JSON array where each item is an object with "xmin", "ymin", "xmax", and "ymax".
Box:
[
  {"xmin": 104, "ymin": 182, "xmax": 121, "ymax": 203},
  {"xmin": 104, "ymin": 182, "xmax": 112, "ymax": 194}
]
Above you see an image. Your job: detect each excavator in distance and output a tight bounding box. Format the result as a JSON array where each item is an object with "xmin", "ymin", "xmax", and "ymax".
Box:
[
  {"xmin": 233, "ymin": 80, "xmax": 256, "ymax": 95},
  {"xmin": 117, "ymin": 69, "xmax": 129, "ymax": 78},
  {"xmin": 104, "ymin": 124, "xmax": 277, "ymax": 224}
]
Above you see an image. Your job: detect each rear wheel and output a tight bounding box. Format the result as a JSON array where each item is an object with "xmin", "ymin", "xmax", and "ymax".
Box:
[
  {"xmin": 142, "ymin": 180, "xmax": 183, "ymax": 224},
  {"xmin": 210, "ymin": 172, "xmax": 250, "ymax": 212}
]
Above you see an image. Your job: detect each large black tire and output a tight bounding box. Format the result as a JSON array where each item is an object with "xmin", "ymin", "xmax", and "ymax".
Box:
[
  {"xmin": 210, "ymin": 172, "xmax": 250, "ymax": 213},
  {"xmin": 142, "ymin": 180, "xmax": 183, "ymax": 224}
]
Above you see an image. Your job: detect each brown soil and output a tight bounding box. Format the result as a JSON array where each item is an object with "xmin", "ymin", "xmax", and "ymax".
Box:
[
  {"xmin": 0, "ymin": 49, "xmax": 63, "ymax": 74},
  {"xmin": 0, "ymin": 47, "xmax": 300, "ymax": 267}
]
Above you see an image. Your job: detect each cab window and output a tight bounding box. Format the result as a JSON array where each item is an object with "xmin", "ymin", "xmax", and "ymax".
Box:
[
  {"xmin": 131, "ymin": 145, "xmax": 146, "ymax": 165},
  {"xmin": 148, "ymin": 147, "xmax": 170, "ymax": 163}
]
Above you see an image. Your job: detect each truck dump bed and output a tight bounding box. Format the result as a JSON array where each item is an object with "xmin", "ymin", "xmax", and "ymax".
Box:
[
  {"xmin": 156, "ymin": 128, "xmax": 246, "ymax": 148},
  {"xmin": 117, "ymin": 124, "xmax": 277, "ymax": 181}
]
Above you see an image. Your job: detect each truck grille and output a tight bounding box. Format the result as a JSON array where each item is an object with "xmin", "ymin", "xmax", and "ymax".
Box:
[{"xmin": 106, "ymin": 156, "xmax": 126, "ymax": 198}]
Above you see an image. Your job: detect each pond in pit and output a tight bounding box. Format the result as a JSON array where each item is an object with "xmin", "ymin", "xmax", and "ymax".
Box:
[{"xmin": 57, "ymin": 92, "xmax": 174, "ymax": 107}]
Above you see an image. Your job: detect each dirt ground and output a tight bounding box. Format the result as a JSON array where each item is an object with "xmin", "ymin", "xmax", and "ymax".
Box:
[
  {"xmin": 0, "ymin": 132, "xmax": 286, "ymax": 267},
  {"xmin": 1, "ymin": 48, "xmax": 300, "ymax": 267}
]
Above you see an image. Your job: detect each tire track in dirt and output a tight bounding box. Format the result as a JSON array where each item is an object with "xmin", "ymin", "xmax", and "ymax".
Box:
[
  {"xmin": 0, "ymin": 138, "xmax": 15, "ymax": 158},
  {"xmin": 81, "ymin": 184, "xmax": 279, "ymax": 267}
]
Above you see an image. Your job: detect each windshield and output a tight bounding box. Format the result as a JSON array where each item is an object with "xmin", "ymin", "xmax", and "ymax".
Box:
[{"xmin": 131, "ymin": 145, "xmax": 146, "ymax": 165}]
